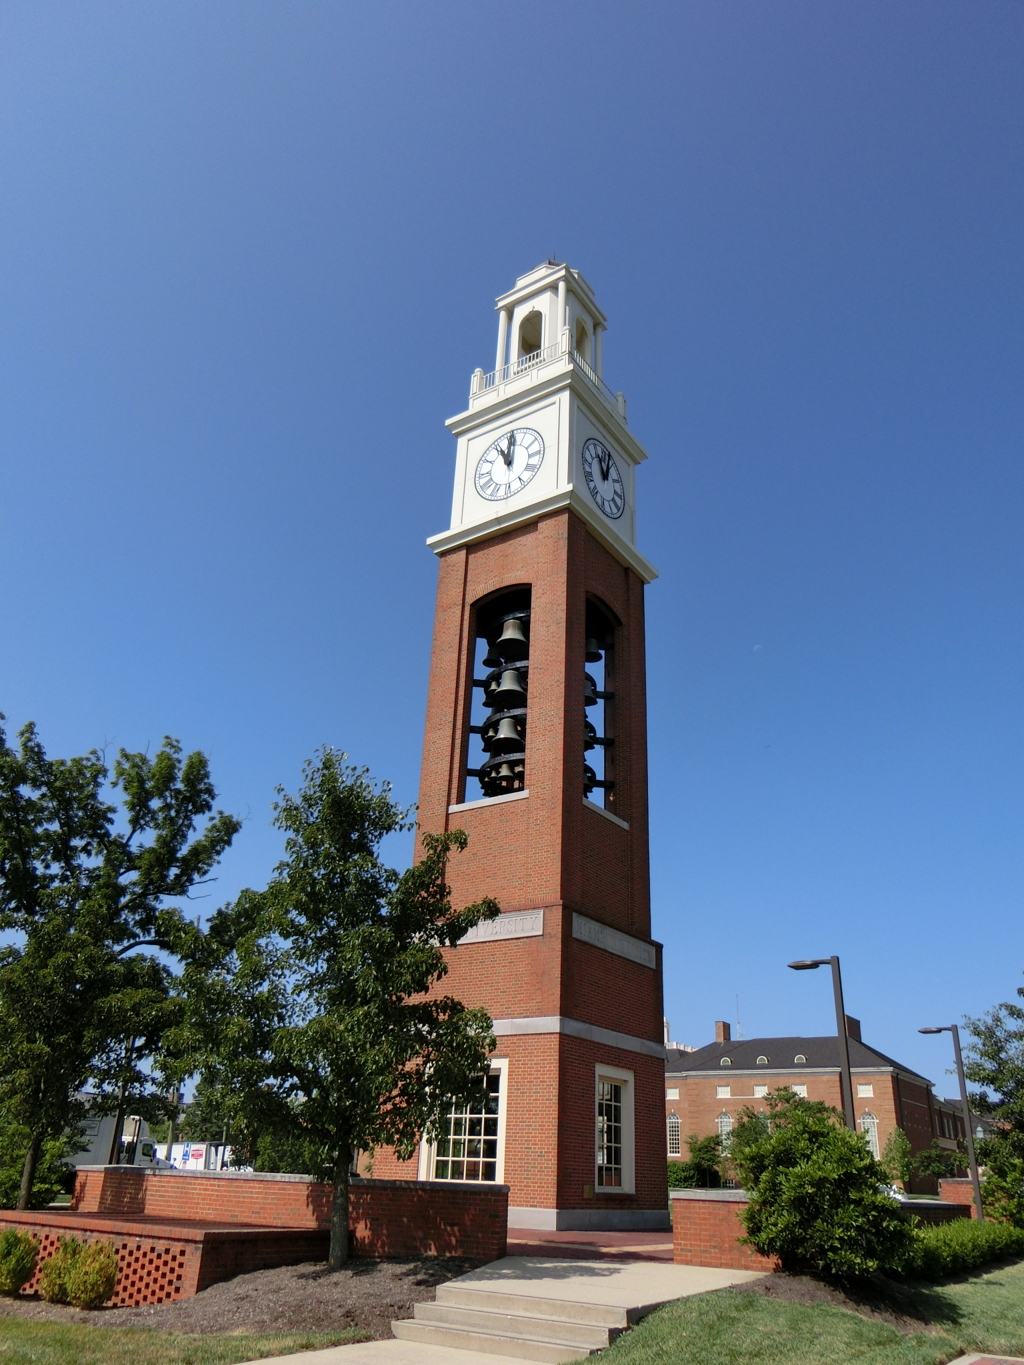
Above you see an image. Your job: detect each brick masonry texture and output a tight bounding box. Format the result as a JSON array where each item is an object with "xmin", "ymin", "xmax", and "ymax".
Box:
[
  {"xmin": 940, "ymin": 1179, "xmax": 980, "ymax": 1218},
  {"xmin": 666, "ymin": 1065, "xmax": 958, "ymax": 1194},
  {"xmin": 670, "ymin": 1195, "xmax": 777, "ymax": 1272},
  {"xmin": 33, "ymin": 1166, "xmax": 508, "ymax": 1299},
  {"xmin": 398, "ymin": 508, "xmax": 667, "ymax": 1216}
]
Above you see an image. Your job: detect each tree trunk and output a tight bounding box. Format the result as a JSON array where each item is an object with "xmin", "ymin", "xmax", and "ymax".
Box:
[
  {"xmin": 17, "ymin": 1132, "xmax": 43, "ymax": 1210},
  {"xmin": 328, "ymin": 1146, "xmax": 352, "ymax": 1270}
]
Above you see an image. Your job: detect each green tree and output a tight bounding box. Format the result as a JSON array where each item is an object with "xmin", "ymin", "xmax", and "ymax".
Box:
[
  {"xmin": 881, "ymin": 1126, "xmax": 915, "ymax": 1188},
  {"xmin": 178, "ymin": 750, "xmax": 500, "ymax": 1268},
  {"xmin": 964, "ymin": 978, "xmax": 1024, "ymax": 1226},
  {"xmin": 729, "ymin": 1089, "xmax": 914, "ymax": 1280},
  {"xmin": 0, "ymin": 718, "xmax": 239, "ymax": 1207}
]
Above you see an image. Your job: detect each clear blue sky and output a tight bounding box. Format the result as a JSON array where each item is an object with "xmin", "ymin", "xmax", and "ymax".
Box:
[{"xmin": 2, "ymin": 2, "xmax": 1021, "ymax": 1088}]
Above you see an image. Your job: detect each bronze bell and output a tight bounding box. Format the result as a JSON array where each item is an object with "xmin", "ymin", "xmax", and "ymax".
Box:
[
  {"xmin": 584, "ymin": 764, "xmax": 598, "ymax": 793},
  {"xmin": 482, "ymin": 641, "xmax": 503, "ymax": 668},
  {"xmin": 496, "ymin": 617, "xmax": 529, "ymax": 661},
  {"xmin": 493, "ymin": 669, "xmax": 527, "ymax": 708},
  {"xmin": 584, "ymin": 719, "xmax": 597, "ymax": 751},
  {"xmin": 585, "ymin": 637, "xmax": 603, "ymax": 662},
  {"xmin": 491, "ymin": 716, "xmax": 523, "ymax": 754},
  {"xmin": 583, "ymin": 673, "xmax": 598, "ymax": 706}
]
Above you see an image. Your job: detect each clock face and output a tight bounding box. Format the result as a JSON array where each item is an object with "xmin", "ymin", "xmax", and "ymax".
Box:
[
  {"xmin": 474, "ymin": 428, "xmax": 545, "ymax": 501},
  {"xmin": 581, "ymin": 437, "xmax": 625, "ymax": 519}
]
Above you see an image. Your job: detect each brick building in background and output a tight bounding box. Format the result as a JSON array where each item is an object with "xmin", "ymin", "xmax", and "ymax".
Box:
[
  {"xmin": 373, "ymin": 264, "xmax": 668, "ymax": 1230},
  {"xmin": 666, "ymin": 1020, "xmax": 966, "ymax": 1193}
]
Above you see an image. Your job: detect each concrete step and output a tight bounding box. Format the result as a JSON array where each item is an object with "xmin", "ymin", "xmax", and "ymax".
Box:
[
  {"xmin": 436, "ymin": 1283, "xmax": 633, "ymax": 1328},
  {"xmin": 391, "ymin": 1317, "xmax": 598, "ymax": 1362},
  {"xmin": 413, "ymin": 1301, "xmax": 617, "ymax": 1349}
]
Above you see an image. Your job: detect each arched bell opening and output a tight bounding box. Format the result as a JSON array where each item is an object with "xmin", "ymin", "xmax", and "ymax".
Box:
[
  {"xmin": 583, "ymin": 596, "xmax": 619, "ymax": 811},
  {"xmin": 574, "ymin": 316, "xmax": 591, "ymax": 364},
  {"xmin": 518, "ymin": 310, "xmax": 543, "ymax": 360},
  {"xmin": 465, "ymin": 587, "xmax": 532, "ymax": 801}
]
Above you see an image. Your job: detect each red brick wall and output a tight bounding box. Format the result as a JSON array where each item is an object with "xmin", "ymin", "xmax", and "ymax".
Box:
[
  {"xmin": 404, "ymin": 508, "xmax": 665, "ymax": 1215},
  {"xmin": 940, "ymin": 1179, "xmax": 980, "ymax": 1218},
  {"xmin": 71, "ymin": 1168, "xmax": 507, "ymax": 1260},
  {"xmin": 671, "ymin": 1193, "xmax": 777, "ymax": 1272}
]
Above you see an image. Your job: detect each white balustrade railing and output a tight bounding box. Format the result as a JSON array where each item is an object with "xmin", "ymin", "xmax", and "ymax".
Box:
[{"xmin": 473, "ymin": 337, "xmax": 624, "ymax": 418}]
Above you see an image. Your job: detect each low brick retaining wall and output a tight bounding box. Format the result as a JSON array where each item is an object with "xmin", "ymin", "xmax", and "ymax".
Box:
[
  {"xmin": 939, "ymin": 1179, "xmax": 980, "ymax": 1219},
  {"xmin": 670, "ymin": 1190, "xmax": 777, "ymax": 1272},
  {"xmin": 0, "ymin": 1168, "xmax": 509, "ymax": 1306},
  {"xmin": 0, "ymin": 1209, "xmax": 327, "ymax": 1307},
  {"xmin": 671, "ymin": 1187, "xmax": 969, "ymax": 1270}
]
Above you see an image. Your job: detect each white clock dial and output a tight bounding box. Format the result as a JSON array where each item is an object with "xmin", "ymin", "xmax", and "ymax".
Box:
[
  {"xmin": 581, "ymin": 438, "xmax": 625, "ymax": 519},
  {"xmin": 475, "ymin": 428, "xmax": 545, "ymax": 501}
]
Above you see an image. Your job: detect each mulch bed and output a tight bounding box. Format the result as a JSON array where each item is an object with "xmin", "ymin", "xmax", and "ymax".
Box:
[{"xmin": 0, "ymin": 1256, "xmax": 482, "ymax": 1340}]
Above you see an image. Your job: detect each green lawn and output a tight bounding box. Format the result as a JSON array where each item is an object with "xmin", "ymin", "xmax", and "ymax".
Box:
[
  {"xmin": 0, "ymin": 1320, "xmax": 366, "ymax": 1364},
  {"xmin": 601, "ymin": 1259, "xmax": 1024, "ymax": 1365}
]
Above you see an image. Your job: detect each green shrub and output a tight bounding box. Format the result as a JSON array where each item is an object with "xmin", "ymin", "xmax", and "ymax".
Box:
[
  {"xmin": 729, "ymin": 1089, "xmax": 915, "ymax": 1281},
  {"xmin": 39, "ymin": 1236, "xmax": 119, "ymax": 1309},
  {"xmin": 0, "ymin": 1229, "xmax": 38, "ymax": 1295},
  {"xmin": 908, "ymin": 1217, "xmax": 1024, "ymax": 1280}
]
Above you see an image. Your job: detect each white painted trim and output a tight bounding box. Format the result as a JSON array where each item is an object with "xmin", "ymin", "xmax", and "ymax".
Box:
[
  {"xmin": 490, "ymin": 1014, "xmax": 665, "ymax": 1060},
  {"xmin": 427, "ymin": 487, "xmax": 658, "ymax": 584},
  {"xmin": 595, "ymin": 1061, "xmax": 635, "ymax": 1195},
  {"xmin": 571, "ymin": 912, "xmax": 656, "ymax": 969},
  {"xmin": 418, "ymin": 1057, "xmax": 509, "ymax": 1186},
  {"xmin": 449, "ymin": 790, "xmax": 529, "ymax": 814},
  {"xmin": 582, "ymin": 797, "xmax": 629, "ymax": 829}
]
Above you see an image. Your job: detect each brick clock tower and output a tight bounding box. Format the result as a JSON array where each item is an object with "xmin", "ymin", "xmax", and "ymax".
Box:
[{"xmin": 377, "ymin": 262, "xmax": 668, "ymax": 1230}]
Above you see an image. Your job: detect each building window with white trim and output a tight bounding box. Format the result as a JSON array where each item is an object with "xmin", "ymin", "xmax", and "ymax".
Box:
[
  {"xmin": 432, "ymin": 1073, "xmax": 501, "ymax": 1181},
  {"xmin": 717, "ymin": 1110, "xmax": 733, "ymax": 1151},
  {"xmin": 667, "ymin": 1111, "xmax": 681, "ymax": 1157},
  {"xmin": 857, "ymin": 1083, "xmax": 874, "ymax": 1098},
  {"xmin": 753, "ymin": 1084, "xmax": 768, "ymax": 1099},
  {"xmin": 595, "ymin": 1064, "xmax": 635, "ymax": 1193},
  {"xmin": 716, "ymin": 1084, "xmax": 731, "ymax": 1098},
  {"xmin": 791, "ymin": 1084, "xmax": 808, "ymax": 1098},
  {"xmin": 860, "ymin": 1111, "xmax": 880, "ymax": 1158}
]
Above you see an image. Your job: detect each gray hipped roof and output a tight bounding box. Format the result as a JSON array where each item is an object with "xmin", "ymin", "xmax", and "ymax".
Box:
[{"xmin": 666, "ymin": 1036, "xmax": 931, "ymax": 1085}]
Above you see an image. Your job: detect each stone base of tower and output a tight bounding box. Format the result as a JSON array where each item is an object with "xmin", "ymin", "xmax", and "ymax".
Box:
[{"xmin": 373, "ymin": 1030, "xmax": 669, "ymax": 1232}]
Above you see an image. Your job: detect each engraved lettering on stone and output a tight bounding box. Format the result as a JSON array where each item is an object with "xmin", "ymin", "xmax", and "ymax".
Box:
[
  {"xmin": 459, "ymin": 909, "xmax": 544, "ymax": 945},
  {"xmin": 571, "ymin": 912, "xmax": 656, "ymax": 969}
]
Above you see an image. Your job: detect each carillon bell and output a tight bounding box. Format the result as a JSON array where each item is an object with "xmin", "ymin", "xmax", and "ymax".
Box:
[
  {"xmin": 491, "ymin": 716, "xmax": 523, "ymax": 754},
  {"xmin": 482, "ymin": 641, "xmax": 503, "ymax": 668},
  {"xmin": 493, "ymin": 669, "xmax": 527, "ymax": 708},
  {"xmin": 584, "ymin": 719, "xmax": 597, "ymax": 751},
  {"xmin": 583, "ymin": 673, "xmax": 598, "ymax": 706},
  {"xmin": 495, "ymin": 762, "xmax": 517, "ymax": 782},
  {"xmin": 496, "ymin": 617, "xmax": 529, "ymax": 660},
  {"xmin": 583, "ymin": 764, "xmax": 598, "ymax": 793},
  {"xmin": 585, "ymin": 637, "xmax": 603, "ymax": 663}
]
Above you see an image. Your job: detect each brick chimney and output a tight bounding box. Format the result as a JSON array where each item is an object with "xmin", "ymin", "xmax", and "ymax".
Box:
[
  {"xmin": 845, "ymin": 1015, "xmax": 861, "ymax": 1042},
  {"xmin": 715, "ymin": 1021, "xmax": 731, "ymax": 1043}
]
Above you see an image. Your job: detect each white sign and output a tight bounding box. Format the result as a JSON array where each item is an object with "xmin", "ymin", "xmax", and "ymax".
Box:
[{"xmin": 458, "ymin": 909, "xmax": 544, "ymax": 945}]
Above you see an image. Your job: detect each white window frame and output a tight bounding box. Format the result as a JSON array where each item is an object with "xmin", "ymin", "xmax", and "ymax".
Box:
[
  {"xmin": 857, "ymin": 1083, "xmax": 874, "ymax": 1098},
  {"xmin": 860, "ymin": 1111, "xmax": 880, "ymax": 1159},
  {"xmin": 791, "ymin": 1084, "xmax": 808, "ymax": 1098},
  {"xmin": 753, "ymin": 1084, "xmax": 768, "ymax": 1099},
  {"xmin": 418, "ymin": 1057, "xmax": 509, "ymax": 1185},
  {"xmin": 667, "ymin": 1111, "xmax": 681, "ymax": 1157},
  {"xmin": 716, "ymin": 1084, "xmax": 731, "ymax": 1098},
  {"xmin": 595, "ymin": 1063, "xmax": 635, "ymax": 1195},
  {"xmin": 666, "ymin": 1087, "xmax": 679, "ymax": 1100}
]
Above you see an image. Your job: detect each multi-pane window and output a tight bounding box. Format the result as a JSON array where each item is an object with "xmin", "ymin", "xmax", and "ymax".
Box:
[
  {"xmin": 753, "ymin": 1084, "xmax": 768, "ymax": 1099},
  {"xmin": 717, "ymin": 1111, "xmax": 733, "ymax": 1150},
  {"xmin": 433, "ymin": 1074, "xmax": 500, "ymax": 1181},
  {"xmin": 857, "ymin": 1083, "xmax": 874, "ymax": 1098},
  {"xmin": 667, "ymin": 1112, "xmax": 681, "ymax": 1157},
  {"xmin": 860, "ymin": 1111, "xmax": 880, "ymax": 1159},
  {"xmin": 597, "ymin": 1079, "xmax": 623, "ymax": 1187}
]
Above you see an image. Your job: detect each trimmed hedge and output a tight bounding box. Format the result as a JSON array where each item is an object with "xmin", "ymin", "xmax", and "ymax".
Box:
[
  {"xmin": 909, "ymin": 1217, "xmax": 1024, "ymax": 1280},
  {"xmin": 39, "ymin": 1236, "xmax": 119, "ymax": 1309},
  {"xmin": 0, "ymin": 1228, "xmax": 38, "ymax": 1295}
]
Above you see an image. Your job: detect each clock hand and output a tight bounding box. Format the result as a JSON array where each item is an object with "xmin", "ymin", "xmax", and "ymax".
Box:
[{"xmin": 502, "ymin": 433, "xmax": 516, "ymax": 468}]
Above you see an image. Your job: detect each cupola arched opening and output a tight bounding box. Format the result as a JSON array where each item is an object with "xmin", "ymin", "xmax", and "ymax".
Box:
[
  {"xmin": 518, "ymin": 310, "xmax": 543, "ymax": 358},
  {"xmin": 574, "ymin": 316, "xmax": 591, "ymax": 362}
]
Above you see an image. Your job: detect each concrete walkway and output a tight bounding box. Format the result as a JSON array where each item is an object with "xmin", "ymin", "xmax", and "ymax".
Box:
[{"xmin": 242, "ymin": 1256, "xmax": 766, "ymax": 1363}]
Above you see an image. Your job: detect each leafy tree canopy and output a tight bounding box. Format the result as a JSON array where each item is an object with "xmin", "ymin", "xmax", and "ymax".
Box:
[
  {"xmin": 176, "ymin": 750, "xmax": 500, "ymax": 1266},
  {"xmin": 0, "ymin": 718, "xmax": 239, "ymax": 1206}
]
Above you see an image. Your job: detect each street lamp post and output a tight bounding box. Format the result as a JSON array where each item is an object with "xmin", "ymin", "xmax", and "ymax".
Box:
[
  {"xmin": 919, "ymin": 1024, "xmax": 985, "ymax": 1222},
  {"xmin": 788, "ymin": 956, "xmax": 856, "ymax": 1130}
]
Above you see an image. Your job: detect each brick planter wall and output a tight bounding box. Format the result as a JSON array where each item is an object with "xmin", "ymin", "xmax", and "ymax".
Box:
[
  {"xmin": 670, "ymin": 1190, "xmax": 777, "ymax": 1272},
  {"xmin": 939, "ymin": 1179, "xmax": 979, "ymax": 1219}
]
